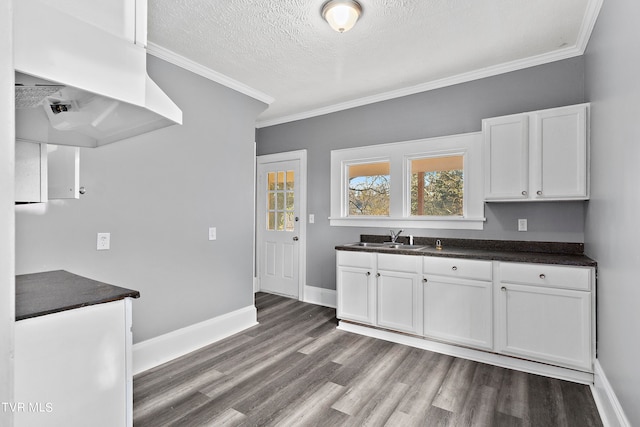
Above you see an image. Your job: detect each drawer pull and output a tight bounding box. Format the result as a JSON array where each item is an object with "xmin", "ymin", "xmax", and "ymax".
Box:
[
  {"xmin": 522, "ymin": 190, "xmax": 528, "ymax": 196},
  {"xmin": 422, "ymin": 278, "xmax": 428, "ymax": 283},
  {"xmin": 366, "ymin": 272, "xmax": 371, "ymax": 276},
  {"xmin": 376, "ymin": 273, "xmax": 381, "ymax": 277},
  {"xmin": 537, "ymin": 190, "xmax": 543, "ymax": 196},
  {"xmin": 539, "ymin": 274, "xmax": 546, "ymax": 279},
  {"xmin": 501, "ymin": 286, "xmax": 507, "ymax": 292},
  {"xmin": 451, "ymin": 266, "xmax": 458, "ymax": 271}
]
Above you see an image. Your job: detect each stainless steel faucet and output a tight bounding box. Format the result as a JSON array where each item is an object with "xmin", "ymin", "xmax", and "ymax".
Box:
[{"xmin": 389, "ymin": 229, "xmax": 403, "ymax": 243}]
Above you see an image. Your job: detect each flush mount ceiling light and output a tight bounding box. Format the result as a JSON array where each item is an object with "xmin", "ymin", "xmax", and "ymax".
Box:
[{"xmin": 322, "ymin": 0, "xmax": 362, "ymax": 33}]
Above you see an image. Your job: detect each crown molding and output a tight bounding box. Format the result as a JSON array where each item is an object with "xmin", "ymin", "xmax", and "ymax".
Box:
[
  {"xmin": 256, "ymin": 45, "xmax": 584, "ymax": 128},
  {"xmin": 146, "ymin": 42, "xmax": 274, "ymax": 105},
  {"xmin": 147, "ymin": 0, "xmax": 602, "ymax": 129},
  {"xmin": 256, "ymin": 0, "xmax": 603, "ymax": 128}
]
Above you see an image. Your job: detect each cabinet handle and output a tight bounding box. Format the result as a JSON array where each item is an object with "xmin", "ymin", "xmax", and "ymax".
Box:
[
  {"xmin": 376, "ymin": 273, "xmax": 381, "ymax": 277},
  {"xmin": 522, "ymin": 190, "xmax": 528, "ymax": 196},
  {"xmin": 539, "ymin": 274, "xmax": 546, "ymax": 279},
  {"xmin": 422, "ymin": 278, "xmax": 428, "ymax": 283},
  {"xmin": 501, "ymin": 286, "xmax": 507, "ymax": 292},
  {"xmin": 366, "ymin": 272, "xmax": 371, "ymax": 276},
  {"xmin": 451, "ymin": 266, "xmax": 458, "ymax": 271},
  {"xmin": 537, "ymin": 190, "xmax": 543, "ymax": 196}
]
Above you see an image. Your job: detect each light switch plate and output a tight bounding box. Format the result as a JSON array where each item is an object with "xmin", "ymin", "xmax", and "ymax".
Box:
[
  {"xmin": 518, "ymin": 219, "xmax": 528, "ymax": 232},
  {"xmin": 97, "ymin": 232, "xmax": 110, "ymax": 250},
  {"xmin": 209, "ymin": 227, "xmax": 217, "ymax": 241},
  {"xmin": 309, "ymin": 214, "xmax": 315, "ymax": 224}
]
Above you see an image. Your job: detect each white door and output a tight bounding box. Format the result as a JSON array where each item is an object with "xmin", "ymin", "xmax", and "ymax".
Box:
[{"xmin": 257, "ymin": 159, "xmax": 301, "ymax": 298}]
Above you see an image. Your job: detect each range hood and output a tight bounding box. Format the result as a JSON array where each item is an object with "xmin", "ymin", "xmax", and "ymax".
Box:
[{"xmin": 14, "ymin": 0, "xmax": 182, "ymax": 148}]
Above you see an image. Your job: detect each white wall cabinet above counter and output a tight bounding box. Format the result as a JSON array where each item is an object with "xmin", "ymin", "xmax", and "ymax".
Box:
[{"xmin": 483, "ymin": 103, "xmax": 589, "ymax": 201}]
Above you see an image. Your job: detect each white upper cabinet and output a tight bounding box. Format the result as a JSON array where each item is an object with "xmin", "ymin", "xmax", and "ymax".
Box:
[
  {"xmin": 483, "ymin": 114, "xmax": 529, "ymax": 200},
  {"xmin": 483, "ymin": 104, "xmax": 589, "ymax": 201}
]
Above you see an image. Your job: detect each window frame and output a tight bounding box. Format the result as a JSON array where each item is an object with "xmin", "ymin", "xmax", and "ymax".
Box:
[{"xmin": 330, "ymin": 132, "xmax": 485, "ymax": 230}]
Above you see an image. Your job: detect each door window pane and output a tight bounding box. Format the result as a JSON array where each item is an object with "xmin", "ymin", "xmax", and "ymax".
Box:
[
  {"xmin": 266, "ymin": 169, "xmax": 295, "ymax": 231},
  {"xmin": 348, "ymin": 162, "xmax": 390, "ymax": 216},
  {"xmin": 410, "ymin": 155, "xmax": 464, "ymax": 216}
]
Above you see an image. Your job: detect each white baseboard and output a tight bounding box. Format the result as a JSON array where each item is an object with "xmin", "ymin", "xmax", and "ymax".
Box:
[
  {"xmin": 338, "ymin": 321, "xmax": 594, "ymax": 385},
  {"xmin": 303, "ymin": 285, "xmax": 336, "ymax": 308},
  {"xmin": 591, "ymin": 359, "xmax": 631, "ymax": 427},
  {"xmin": 132, "ymin": 305, "xmax": 258, "ymax": 375}
]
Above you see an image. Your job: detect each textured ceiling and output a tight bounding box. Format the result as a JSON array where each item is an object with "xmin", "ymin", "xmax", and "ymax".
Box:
[{"xmin": 148, "ymin": 0, "xmax": 598, "ymax": 126}]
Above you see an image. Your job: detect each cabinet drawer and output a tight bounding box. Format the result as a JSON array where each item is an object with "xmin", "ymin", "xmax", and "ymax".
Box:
[
  {"xmin": 378, "ymin": 253, "xmax": 421, "ymax": 273},
  {"xmin": 500, "ymin": 262, "xmax": 591, "ymax": 291},
  {"xmin": 337, "ymin": 251, "xmax": 375, "ymax": 269},
  {"xmin": 423, "ymin": 257, "xmax": 492, "ymax": 281}
]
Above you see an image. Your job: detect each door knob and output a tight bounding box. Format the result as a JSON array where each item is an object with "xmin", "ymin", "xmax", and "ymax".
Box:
[{"xmin": 293, "ymin": 236, "xmax": 299, "ymax": 241}]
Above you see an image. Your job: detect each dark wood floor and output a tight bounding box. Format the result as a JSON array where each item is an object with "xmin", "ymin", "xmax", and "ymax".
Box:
[{"xmin": 133, "ymin": 292, "xmax": 603, "ymax": 426}]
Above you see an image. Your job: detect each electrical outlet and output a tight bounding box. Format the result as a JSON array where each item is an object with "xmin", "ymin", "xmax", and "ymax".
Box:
[
  {"xmin": 209, "ymin": 227, "xmax": 217, "ymax": 241},
  {"xmin": 309, "ymin": 214, "xmax": 315, "ymax": 224},
  {"xmin": 518, "ymin": 219, "xmax": 528, "ymax": 232},
  {"xmin": 97, "ymin": 232, "xmax": 110, "ymax": 250}
]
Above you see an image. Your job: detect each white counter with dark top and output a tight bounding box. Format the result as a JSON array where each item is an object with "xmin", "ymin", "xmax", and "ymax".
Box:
[
  {"xmin": 14, "ymin": 270, "xmax": 138, "ymax": 427},
  {"xmin": 335, "ymin": 236, "xmax": 596, "ymax": 267},
  {"xmin": 16, "ymin": 269, "xmax": 140, "ymax": 321}
]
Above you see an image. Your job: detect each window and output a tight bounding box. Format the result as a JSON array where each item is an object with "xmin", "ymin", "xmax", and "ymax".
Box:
[
  {"xmin": 266, "ymin": 170, "xmax": 295, "ymax": 231},
  {"xmin": 348, "ymin": 161, "xmax": 390, "ymax": 216},
  {"xmin": 330, "ymin": 133, "xmax": 485, "ymax": 230},
  {"xmin": 410, "ymin": 155, "xmax": 464, "ymax": 216}
]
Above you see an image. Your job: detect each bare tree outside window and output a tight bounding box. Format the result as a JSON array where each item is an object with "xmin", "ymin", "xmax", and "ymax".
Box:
[{"xmin": 348, "ymin": 162, "xmax": 390, "ymax": 216}]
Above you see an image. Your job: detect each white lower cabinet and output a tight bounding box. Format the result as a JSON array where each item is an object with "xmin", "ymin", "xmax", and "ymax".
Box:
[
  {"xmin": 423, "ymin": 276, "xmax": 493, "ymax": 350},
  {"xmin": 336, "ymin": 251, "xmax": 595, "ymax": 374},
  {"xmin": 377, "ymin": 254, "xmax": 422, "ymax": 335},
  {"xmin": 336, "ymin": 251, "xmax": 376, "ymax": 325},
  {"xmin": 336, "ymin": 251, "xmax": 421, "ymax": 333},
  {"xmin": 496, "ymin": 262, "xmax": 593, "ymax": 372}
]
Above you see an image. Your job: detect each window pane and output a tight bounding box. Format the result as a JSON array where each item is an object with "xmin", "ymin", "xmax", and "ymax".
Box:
[
  {"xmin": 268, "ymin": 192, "xmax": 276, "ymax": 210},
  {"xmin": 277, "ymin": 212, "xmax": 284, "ymax": 231},
  {"xmin": 286, "ymin": 191, "xmax": 294, "ymax": 210},
  {"xmin": 277, "ymin": 171, "xmax": 285, "ymax": 190},
  {"xmin": 348, "ymin": 162, "xmax": 390, "ymax": 216},
  {"xmin": 410, "ymin": 155, "xmax": 464, "ymax": 216},
  {"xmin": 267, "ymin": 212, "xmax": 275, "ymax": 230},
  {"xmin": 276, "ymin": 192, "xmax": 284, "ymax": 211},
  {"xmin": 285, "ymin": 212, "xmax": 295, "ymax": 231},
  {"xmin": 268, "ymin": 172, "xmax": 276, "ymax": 191},
  {"xmin": 286, "ymin": 170, "xmax": 294, "ymax": 190}
]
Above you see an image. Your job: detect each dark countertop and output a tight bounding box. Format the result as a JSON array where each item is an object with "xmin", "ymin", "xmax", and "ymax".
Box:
[
  {"xmin": 16, "ymin": 270, "xmax": 140, "ymax": 321},
  {"xmin": 335, "ymin": 236, "xmax": 597, "ymax": 267}
]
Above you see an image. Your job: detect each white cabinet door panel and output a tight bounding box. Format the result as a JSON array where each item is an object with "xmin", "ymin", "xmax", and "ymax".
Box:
[
  {"xmin": 533, "ymin": 105, "xmax": 588, "ymax": 199},
  {"xmin": 377, "ymin": 271, "xmax": 422, "ymax": 335},
  {"xmin": 424, "ymin": 277, "xmax": 492, "ymax": 350},
  {"xmin": 497, "ymin": 283, "xmax": 591, "ymax": 371},
  {"xmin": 483, "ymin": 114, "xmax": 529, "ymax": 200},
  {"xmin": 337, "ymin": 266, "xmax": 374, "ymax": 325}
]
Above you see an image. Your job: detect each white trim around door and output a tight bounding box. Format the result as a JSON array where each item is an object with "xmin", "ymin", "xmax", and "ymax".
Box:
[{"xmin": 256, "ymin": 150, "xmax": 307, "ymax": 301}]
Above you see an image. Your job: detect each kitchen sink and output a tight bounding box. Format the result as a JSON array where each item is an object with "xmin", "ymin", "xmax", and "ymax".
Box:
[{"xmin": 345, "ymin": 242, "xmax": 427, "ymax": 251}]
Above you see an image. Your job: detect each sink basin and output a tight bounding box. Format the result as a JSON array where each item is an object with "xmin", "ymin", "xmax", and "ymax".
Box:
[{"xmin": 345, "ymin": 242, "xmax": 426, "ymax": 251}]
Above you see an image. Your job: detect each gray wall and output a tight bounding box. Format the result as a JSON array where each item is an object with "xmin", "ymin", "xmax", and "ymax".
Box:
[
  {"xmin": 584, "ymin": 0, "xmax": 640, "ymax": 424},
  {"xmin": 15, "ymin": 55, "xmax": 266, "ymax": 343},
  {"xmin": 1, "ymin": 1, "xmax": 15, "ymax": 424},
  {"xmin": 257, "ymin": 58, "xmax": 587, "ymax": 290}
]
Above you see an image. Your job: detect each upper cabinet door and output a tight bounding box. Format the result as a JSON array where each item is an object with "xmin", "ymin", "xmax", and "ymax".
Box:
[
  {"xmin": 483, "ymin": 103, "xmax": 589, "ymax": 202},
  {"xmin": 532, "ymin": 105, "xmax": 589, "ymax": 200},
  {"xmin": 483, "ymin": 114, "xmax": 529, "ymax": 200}
]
